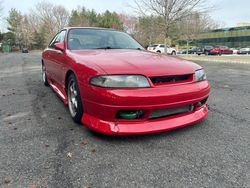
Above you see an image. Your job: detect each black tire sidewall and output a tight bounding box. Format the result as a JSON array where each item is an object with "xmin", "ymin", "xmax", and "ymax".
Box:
[
  {"xmin": 42, "ymin": 63, "xmax": 49, "ymax": 86},
  {"xmin": 67, "ymin": 74, "xmax": 83, "ymax": 123}
]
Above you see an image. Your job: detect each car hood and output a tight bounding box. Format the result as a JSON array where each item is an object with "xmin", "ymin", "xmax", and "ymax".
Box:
[{"xmin": 69, "ymin": 49, "xmax": 201, "ymax": 76}]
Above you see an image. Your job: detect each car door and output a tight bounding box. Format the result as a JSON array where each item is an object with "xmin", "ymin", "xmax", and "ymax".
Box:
[
  {"xmin": 159, "ymin": 44, "xmax": 165, "ymax": 53},
  {"xmin": 222, "ymin": 46, "xmax": 229, "ymax": 54},
  {"xmin": 43, "ymin": 32, "xmax": 61, "ymax": 80},
  {"xmin": 48, "ymin": 30, "xmax": 67, "ymax": 86},
  {"xmin": 166, "ymin": 45, "xmax": 172, "ymax": 54}
]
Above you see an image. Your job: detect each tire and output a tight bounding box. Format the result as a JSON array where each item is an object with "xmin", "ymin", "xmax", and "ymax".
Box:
[
  {"xmin": 156, "ymin": 50, "xmax": 161, "ymax": 53},
  {"xmin": 67, "ymin": 74, "xmax": 83, "ymax": 123},
  {"xmin": 171, "ymin": 51, "xmax": 176, "ymax": 56},
  {"xmin": 42, "ymin": 63, "xmax": 49, "ymax": 86}
]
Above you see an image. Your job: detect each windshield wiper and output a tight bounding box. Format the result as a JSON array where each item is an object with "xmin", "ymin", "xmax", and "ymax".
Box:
[
  {"xmin": 94, "ymin": 46, "xmax": 120, "ymax": 49},
  {"xmin": 94, "ymin": 47, "xmax": 143, "ymax": 50}
]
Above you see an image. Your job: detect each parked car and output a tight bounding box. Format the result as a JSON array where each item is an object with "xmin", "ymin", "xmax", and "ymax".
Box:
[
  {"xmin": 230, "ymin": 48, "xmax": 240, "ymax": 54},
  {"xmin": 177, "ymin": 49, "xmax": 187, "ymax": 54},
  {"xmin": 197, "ymin": 46, "xmax": 213, "ymax": 55},
  {"xmin": 147, "ymin": 44, "xmax": 177, "ymax": 55},
  {"xmin": 210, "ymin": 46, "xmax": 233, "ymax": 55},
  {"xmin": 42, "ymin": 27, "xmax": 210, "ymax": 135},
  {"xmin": 237, "ymin": 47, "xmax": 250, "ymax": 54},
  {"xmin": 190, "ymin": 47, "xmax": 198, "ymax": 54},
  {"xmin": 177, "ymin": 48, "xmax": 193, "ymax": 54},
  {"xmin": 22, "ymin": 48, "xmax": 29, "ymax": 53}
]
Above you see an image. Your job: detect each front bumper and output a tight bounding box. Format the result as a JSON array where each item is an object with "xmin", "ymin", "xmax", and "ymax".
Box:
[
  {"xmin": 80, "ymin": 81, "xmax": 210, "ymax": 135},
  {"xmin": 82, "ymin": 105, "xmax": 208, "ymax": 135}
]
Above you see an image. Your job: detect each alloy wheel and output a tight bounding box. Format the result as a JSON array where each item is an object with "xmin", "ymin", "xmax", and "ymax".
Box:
[
  {"xmin": 68, "ymin": 80, "xmax": 78, "ymax": 117},
  {"xmin": 42, "ymin": 64, "xmax": 46, "ymax": 83}
]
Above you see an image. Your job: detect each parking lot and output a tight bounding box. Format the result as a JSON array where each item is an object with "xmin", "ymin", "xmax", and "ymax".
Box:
[
  {"xmin": 178, "ymin": 54, "xmax": 250, "ymax": 64},
  {"xmin": 0, "ymin": 52, "xmax": 249, "ymax": 188}
]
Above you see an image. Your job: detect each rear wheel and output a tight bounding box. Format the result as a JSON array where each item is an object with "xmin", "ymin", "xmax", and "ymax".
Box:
[
  {"xmin": 67, "ymin": 74, "xmax": 83, "ymax": 123},
  {"xmin": 156, "ymin": 50, "xmax": 161, "ymax": 53},
  {"xmin": 42, "ymin": 63, "xmax": 49, "ymax": 86},
  {"xmin": 171, "ymin": 51, "xmax": 176, "ymax": 55}
]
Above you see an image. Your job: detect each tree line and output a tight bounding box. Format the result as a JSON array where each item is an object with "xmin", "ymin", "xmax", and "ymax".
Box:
[{"xmin": 0, "ymin": 0, "xmax": 219, "ymax": 50}]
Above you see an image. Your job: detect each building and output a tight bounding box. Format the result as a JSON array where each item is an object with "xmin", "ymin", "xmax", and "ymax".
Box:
[{"xmin": 195, "ymin": 26, "xmax": 250, "ymax": 48}]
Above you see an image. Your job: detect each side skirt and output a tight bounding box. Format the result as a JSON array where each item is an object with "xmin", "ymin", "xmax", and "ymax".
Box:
[{"xmin": 48, "ymin": 78, "xmax": 68, "ymax": 105}]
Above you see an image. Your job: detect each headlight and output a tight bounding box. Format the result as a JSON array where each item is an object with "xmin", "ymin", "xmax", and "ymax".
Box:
[
  {"xmin": 90, "ymin": 75, "xmax": 150, "ymax": 88},
  {"xmin": 195, "ymin": 69, "xmax": 207, "ymax": 82}
]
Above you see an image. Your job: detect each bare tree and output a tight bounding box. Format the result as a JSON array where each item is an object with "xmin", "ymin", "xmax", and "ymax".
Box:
[
  {"xmin": 133, "ymin": 15, "xmax": 165, "ymax": 46},
  {"xmin": 177, "ymin": 12, "xmax": 219, "ymax": 47},
  {"xmin": 52, "ymin": 5, "xmax": 69, "ymax": 32},
  {"xmin": 30, "ymin": 1, "xmax": 69, "ymax": 35},
  {"xmin": 19, "ymin": 15, "xmax": 34, "ymax": 48},
  {"xmin": 132, "ymin": 0, "xmax": 210, "ymax": 46},
  {"xmin": 118, "ymin": 13, "xmax": 138, "ymax": 34},
  {"xmin": 0, "ymin": 0, "xmax": 3, "ymax": 20}
]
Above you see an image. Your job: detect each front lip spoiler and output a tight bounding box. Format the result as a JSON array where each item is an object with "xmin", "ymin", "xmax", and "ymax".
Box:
[{"xmin": 81, "ymin": 105, "xmax": 208, "ymax": 135}]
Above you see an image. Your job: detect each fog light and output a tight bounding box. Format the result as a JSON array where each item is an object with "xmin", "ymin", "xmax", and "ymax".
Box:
[{"xmin": 117, "ymin": 110, "xmax": 144, "ymax": 119}]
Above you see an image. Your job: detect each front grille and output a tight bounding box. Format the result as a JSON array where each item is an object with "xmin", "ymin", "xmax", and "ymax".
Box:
[
  {"xmin": 150, "ymin": 74, "xmax": 192, "ymax": 85},
  {"xmin": 149, "ymin": 105, "xmax": 194, "ymax": 119}
]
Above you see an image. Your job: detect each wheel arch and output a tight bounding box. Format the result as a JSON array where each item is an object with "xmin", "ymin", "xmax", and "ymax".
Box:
[{"xmin": 65, "ymin": 69, "xmax": 76, "ymax": 89}]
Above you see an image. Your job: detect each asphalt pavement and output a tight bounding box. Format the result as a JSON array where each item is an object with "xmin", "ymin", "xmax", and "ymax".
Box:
[{"xmin": 0, "ymin": 52, "xmax": 249, "ymax": 188}]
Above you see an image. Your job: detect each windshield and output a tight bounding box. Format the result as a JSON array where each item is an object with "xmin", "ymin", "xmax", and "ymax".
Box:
[{"xmin": 67, "ymin": 28, "xmax": 143, "ymax": 50}]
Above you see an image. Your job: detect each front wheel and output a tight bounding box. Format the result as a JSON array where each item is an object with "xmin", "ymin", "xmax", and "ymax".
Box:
[
  {"xmin": 42, "ymin": 63, "xmax": 49, "ymax": 86},
  {"xmin": 171, "ymin": 51, "xmax": 176, "ymax": 56},
  {"xmin": 67, "ymin": 74, "xmax": 83, "ymax": 123}
]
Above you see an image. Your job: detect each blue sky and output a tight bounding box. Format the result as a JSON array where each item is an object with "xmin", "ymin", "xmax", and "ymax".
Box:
[{"xmin": 1, "ymin": 0, "xmax": 250, "ymax": 29}]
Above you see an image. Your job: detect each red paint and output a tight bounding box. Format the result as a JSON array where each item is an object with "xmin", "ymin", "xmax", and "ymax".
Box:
[
  {"xmin": 210, "ymin": 46, "xmax": 233, "ymax": 55},
  {"xmin": 42, "ymin": 27, "xmax": 210, "ymax": 135}
]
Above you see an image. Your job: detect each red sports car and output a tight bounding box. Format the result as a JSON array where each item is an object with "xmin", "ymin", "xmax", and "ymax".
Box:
[{"xmin": 42, "ymin": 27, "xmax": 210, "ymax": 135}]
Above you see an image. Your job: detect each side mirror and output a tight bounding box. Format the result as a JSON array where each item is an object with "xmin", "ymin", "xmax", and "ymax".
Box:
[{"xmin": 54, "ymin": 42, "xmax": 65, "ymax": 51}]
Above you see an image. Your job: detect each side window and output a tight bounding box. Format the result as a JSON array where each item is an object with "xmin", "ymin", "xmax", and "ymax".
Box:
[
  {"xmin": 48, "ymin": 34, "xmax": 60, "ymax": 48},
  {"xmin": 57, "ymin": 30, "xmax": 66, "ymax": 43},
  {"xmin": 48, "ymin": 30, "xmax": 66, "ymax": 48},
  {"xmin": 160, "ymin": 45, "xmax": 165, "ymax": 48}
]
